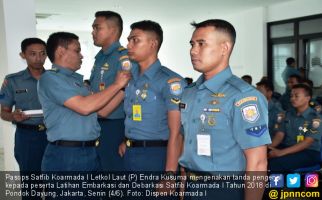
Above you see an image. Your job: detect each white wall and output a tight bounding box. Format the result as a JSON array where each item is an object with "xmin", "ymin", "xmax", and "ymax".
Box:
[{"xmin": 267, "ymin": 0, "xmax": 322, "ymax": 22}]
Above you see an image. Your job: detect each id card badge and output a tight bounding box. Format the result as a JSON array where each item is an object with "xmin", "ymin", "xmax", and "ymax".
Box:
[
  {"xmin": 297, "ymin": 135, "xmax": 304, "ymax": 143},
  {"xmin": 197, "ymin": 134, "xmax": 211, "ymax": 156},
  {"xmin": 132, "ymin": 104, "xmax": 142, "ymax": 121}
]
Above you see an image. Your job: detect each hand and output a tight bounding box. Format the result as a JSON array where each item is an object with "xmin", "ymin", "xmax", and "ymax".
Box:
[
  {"xmin": 114, "ymin": 71, "xmax": 131, "ymax": 89},
  {"xmin": 118, "ymin": 142, "xmax": 127, "ymax": 157},
  {"xmin": 12, "ymin": 109, "xmax": 29, "ymax": 122},
  {"xmin": 268, "ymin": 147, "xmax": 284, "ymax": 158}
]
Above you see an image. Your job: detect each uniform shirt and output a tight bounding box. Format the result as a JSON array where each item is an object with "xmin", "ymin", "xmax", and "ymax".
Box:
[
  {"xmin": 38, "ymin": 65, "xmax": 100, "ymax": 142},
  {"xmin": 0, "ymin": 68, "xmax": 44, "ymax": 125},
  {"xmin": 274, "ymin": 107, "xmax": 321, "ymax": 152},
  {"xmin": 281, "ymin": 65, "xmax": 300, "ymax": 84},
  {"xmin": 90, "ymin": 41, "xmax": 129, "ymax": 119},
  {"xmin": 280, "ymin": 89, "xmax": 292, "ymax": 111},
  {"xmin": 268, "ymin": 100, "xmax": 283, "ymax": 138},
  {"xmin": 124, "ymin": 59, "xmax": 186, "ymax": 140},
  {"xmin": 179, "ymin": 67, "xmax": 271, "ymax": 171}
]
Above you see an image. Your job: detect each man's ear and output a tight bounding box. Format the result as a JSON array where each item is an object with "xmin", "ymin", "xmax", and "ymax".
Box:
[
  {"xmin": 56, "ymin": 46, "xmax": 66, "ymax": 58},
  {"xmin": 221, "ymin": 41, "xmax": 232, "ymax": 56},
  {"xmin": 19, "ymin": 52, "xmax": 25, "ymax": 59}
]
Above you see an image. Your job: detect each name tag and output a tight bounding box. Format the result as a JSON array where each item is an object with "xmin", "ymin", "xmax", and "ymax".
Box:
[
  {"xmin": 197, "ymin": 134, "xmax": 211, "ymax": 156},
  {"xmin": 132, "ymin": 104, "xmax": 142, "ymax": 121},
  {"xmin": 15, "ymin": 89, "xmax": 28, "ymax": 93}
]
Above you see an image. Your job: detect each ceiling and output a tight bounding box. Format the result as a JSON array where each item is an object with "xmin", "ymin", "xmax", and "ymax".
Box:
[{"xmin": 35, "ymin": 0, "xmax": 293, "ymax": 31}]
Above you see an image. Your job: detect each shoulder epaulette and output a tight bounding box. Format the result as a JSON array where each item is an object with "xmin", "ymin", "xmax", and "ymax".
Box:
[
  {"xmin": 5, "ymin": 70, "xmax": 25, "ymax": 79},
  {"xmin": 185, "ymin": 82, "xmax": 196, "ymax": 88},
  {"xmin": 227, "ymin": 75, "xmax": 252, "ymax": 92},
  {"xmin": 47, "ymin": 68, "xmax": 59, "ymax": 73},
  {"xmin": 118, "ymin": 46, "xmax": 126, "ymax": 51}
]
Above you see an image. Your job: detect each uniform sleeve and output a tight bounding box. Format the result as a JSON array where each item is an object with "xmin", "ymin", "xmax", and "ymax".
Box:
[
  {"xmin": 306, "ymin": 117, "xmax": 322, "ymax": 141},
  {"xmin": 38, "ymin": 73, "xmax": 80, "ymax": 105},
  {"xmin": 233, "ymin": 91, "xmax": 272, "ymax": 149},
  {"xmin": 162, "ymin": 77, "xmax": 187, "ymax": 111},
  {"xmin": 0, "ymin": 78, "xmax": 14, "ymax": 107}
]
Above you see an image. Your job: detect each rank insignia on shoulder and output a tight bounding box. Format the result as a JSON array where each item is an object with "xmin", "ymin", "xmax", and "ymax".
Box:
[
  {"xmin": 179, "ymin": 102, "xmax": 187, "ymax": 110},
  {"xmin": 241, "ymin": 104, "xmax": 259, "ymax": 123},
  {"xmin": 118, "ymin": 46, "xmax": 126, "ymax": 51},
  {"xmin": 168, "ymin": 78, "xmax": 181, "ymax": 84},
  {"xmin": 312, "ymin": 118, "xmax": 320, "ymax": 129},
  {"xmin": 171, "ymin": 98, "xmax": 181, "ymax": 104},
  {"xmin": 170, "ymin": 82, "xmax": 183, "ymax": 96},
  {"xmin": 211, "ymin": 93, "xmax": 225, "ymax": 97},
  {"xmin": 245, "ymin": 124, "xmax": 267, "ymax": 137},
  {"xmin": 49, "ymin": 67, "xmax": 59, "ymax": 72},
  {"xmin": 235, "ymin": 96, "xmax": 257, "ymax": 106}
]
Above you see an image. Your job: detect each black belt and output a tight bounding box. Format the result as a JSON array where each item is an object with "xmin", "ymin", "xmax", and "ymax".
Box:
[
  {"xmin": 125, "ymin": 138, "xmax": 168, "ymax": 148},
  {"xmin": 16, "ymin": 123, "xmax": 46, "ymax": 131},
  {"xmin": 50, "ymin": 139, "xmax": 99, "ymax": 147}
]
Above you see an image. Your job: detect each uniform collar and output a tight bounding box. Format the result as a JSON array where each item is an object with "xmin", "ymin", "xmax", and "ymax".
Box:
[
  {"xmin": 52, "ymin": 64, "xmax": 83, "ymax": 81},
  {"xmin": 291, "ymin": 106, "xmax": 314, "ymax": 118},
  {"xmin": 22, "ymin": 67, "xmax": 45, "ymax": 80},
  {"xmin": 133, "ymin": 59, "xmax": 161, "ymax": 81},
  {"xmin": 102, "ymin": 41, "xmax": 121, "ymax": 56},
  {"xmin": 196, "ymin": 66, "xmax": 233, "ymax": 92}
]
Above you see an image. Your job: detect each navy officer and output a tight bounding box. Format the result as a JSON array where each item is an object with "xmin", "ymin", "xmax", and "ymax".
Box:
[
  {"xmin": 178, "ymin": 19, "xmax": 271, "ymax": 200},
  {"xmin": 118, "ymin": 20, "xmax": 186, "ymax": 173},
  {"xmin": 38, "ymin": 32, "xmax": 130, "ymax": 171}
]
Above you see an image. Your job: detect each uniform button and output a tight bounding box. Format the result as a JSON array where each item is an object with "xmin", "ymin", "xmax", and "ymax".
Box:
[
  {"xmin": 128, "ymin": 115, "xmax": 131, "ymax": 119},
  {"xmin": 128, "ymin": 130, "xmax": 131, "ymax": 133},
  {"xmin": 197, "ymin": 99, "xmax": 201, "ymax": 103},
  {"xmin": 192, "ymin": 119, "xmax": 196, "ymax": 123},
  {"xmin": 130, "ymin": 99, "xmax": 134, "ymax": 103},
  {"xmin": 189, "ymin": 140, "xmax": 192, "ymax": 144}
]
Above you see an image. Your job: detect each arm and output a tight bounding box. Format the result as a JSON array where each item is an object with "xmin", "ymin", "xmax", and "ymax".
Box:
[
  {"xmin": 64, "ymin": 71, "xmax": 130, "ymax": 115},
  {"xmin": 97, "ymin": 91, "xmax": 125, "ymax": 117},
  {"xmin": 269, "ymin": 131, "xmax": 285, "ymax": 148},
  {"xmin": 268, "ymin": 137, "xmax": 314, "ymax": 158},
  {"xmin": 165, "ymin": 110, "xmax": 183, "ymax": 172},
  {"xmin": 1, "ymin": 105, "xmax": 29, "ymax": 122},
  {"xmin": 244, "ymin": 145, "xmax": 268, "ymax": 200}
]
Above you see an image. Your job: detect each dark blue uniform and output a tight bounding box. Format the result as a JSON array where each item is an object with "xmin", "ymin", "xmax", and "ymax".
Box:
[
  {"xmin": 124, "ymin": 59, "xmax": 186, "ymax": 171},
  {"xmin": 38, "ymin": 65, "xmax": 101, "ymax": 171},
  {"xmin": 90, "ymin": 41, "xmax": 129, "ymax": 171},
  {"xmin": 269, "ymin": 107, "xmax": 321, "ymax": 171},
  {"xmin": 0, "ymin": 68, "xmax": 47, "ymax": 171}
]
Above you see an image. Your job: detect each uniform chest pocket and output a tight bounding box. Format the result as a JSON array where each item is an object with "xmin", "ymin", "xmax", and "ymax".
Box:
[{"xmin": 14, "ymin": 89, "xmax": 30, "ymax": 105}]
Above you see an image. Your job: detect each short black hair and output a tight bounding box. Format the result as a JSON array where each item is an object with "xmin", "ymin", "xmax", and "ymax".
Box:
[
  {"xmin": 288, "ymin": 74, "xmax": 302, "ymax": 83},
  {"xmin": 130, "ymin": 20, "xmax": 163, "ymax": 51},
  {"xmin": 46, "ymin": 32, "xmax": 79, "ymax": 62},
  {"xmin": 292, "ymin": 83, "xmax": 312, "ymax": 98},
  {"xmin": 256, "ymin": 80, "xmax": 274, "ymax": 92},
  {"xmin": 286, "ymin": 57, "xmax": 295, "ymax": 65},
  {"xmin": 95, "ymin": 11, "xmax": 123, "ymax": 38},
  {"xmin": 241, "ymin": 75, "xmax": 252, "ymax": 85},
  {"xmin": 302, "ymin": 79, "xmax": 314, "ymax": 88},
  {"xmin": 21, "ymin": 38, "xmax": 46, "ymax": 52},
  {"xmin": 191, "ymin": 19, "xmax": 236, "ymax": 46}
]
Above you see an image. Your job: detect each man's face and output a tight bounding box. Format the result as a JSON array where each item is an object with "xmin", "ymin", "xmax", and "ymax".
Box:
[
  {"xmin": 190, "ymin": 26, "xmax": 226, "ymax": 73},
  {"xmin": 290, "ymin": 88, "xmax": 310, "ymax": 108},
  {"xmin": 62, "ymin": 40, "xmax": 83, "ymax": 71},
  {"xmin": 92, "ymin": 17, "xmax": 114, "ymax": 48},
  {"xmin": 287, "ymin": 77, "xmax": 299, "ymax": 89},
  {"xmin": 21, "ymin": 44, "xmax": 46, "ymax": 70},
  {"xmin": 127, "ymin": 29, "xmax": 155, "ymax": 63},
  {"xmin": 256, "ymin": 85, "xmax": 270, "ymax": 100}
]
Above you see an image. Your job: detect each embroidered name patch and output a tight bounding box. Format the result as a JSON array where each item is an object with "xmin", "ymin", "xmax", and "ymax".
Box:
[{"xmin": 235, "ymin": 96, "xmax": 257, "ymax": 106}]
